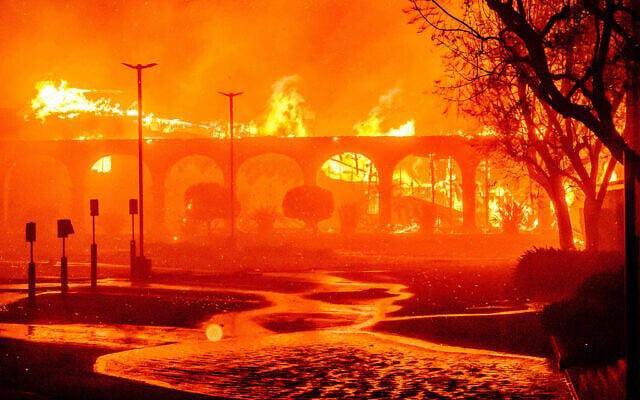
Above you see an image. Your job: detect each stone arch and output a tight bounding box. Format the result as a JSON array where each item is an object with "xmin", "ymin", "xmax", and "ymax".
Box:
[
  {"xmin": 164, "ymin": 155, "xmax": 225, "ymax": 238},
  {"xmin": 391, "ymin": 154, "xmax": 465, "ymax": 232},
  {"xmin": 236, "ymin": 153, "xmax": 305, "ymax": 232},
  {"xmin": 84, "ymin": 153, "xmax": 153, "ymax": 237},
  {"xmin": 316, "ymin": 152, "xmax": 380, "ymax": 233}
]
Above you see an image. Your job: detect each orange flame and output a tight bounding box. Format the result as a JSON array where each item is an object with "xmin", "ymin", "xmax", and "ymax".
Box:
[
  {"xmin": 354, "ymin": 88, "xmax": 414, "ymax": 137},
  {"xmin": 262, "ymin": 75, "xmax": 310, "ymax": 137}
]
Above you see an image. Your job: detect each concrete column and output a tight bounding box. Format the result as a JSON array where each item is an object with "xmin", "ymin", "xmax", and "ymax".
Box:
[
  {"xmin": 303, "ymin": 165, "xmax": 317, "ymax": 186},
  {"xmin": 460, "ymin": 161, "xmax": 478, "ymax": 232},
  {"xmin": 301, "ymin": 157, "xmax": 322, "ymax": 186},
  {"xmin": 150, "ymin": 168, "xmax": 169, "ymax": 240},
  {"xmin": 378, "ymin": 166, "xmax": 393, "ymax": 230}
]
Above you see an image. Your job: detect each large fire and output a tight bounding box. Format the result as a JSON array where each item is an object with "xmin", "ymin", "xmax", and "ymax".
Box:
[
  {"xmin": 262, "ymin": 75, "xmax": 310, "ymax": 137},
  {"xmin": 29, "ymin": 79, "xmax": 418, "ymax": 142},
  {"xmin": 30, "ymin": 80, "xmax": 202, "ymax": 135},
  {"xmin": 27, "ymin": 78, "xmax": 540, "ymax": 235}
]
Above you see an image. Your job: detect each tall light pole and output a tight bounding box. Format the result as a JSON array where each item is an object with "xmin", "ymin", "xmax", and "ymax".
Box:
[
  {"xmin": 122, "ymin": 62, "xmax": 156, "ymax": 263},
  {"xmin": 218, "ymin": 91, "xmax": 243, "ymax": 246}
]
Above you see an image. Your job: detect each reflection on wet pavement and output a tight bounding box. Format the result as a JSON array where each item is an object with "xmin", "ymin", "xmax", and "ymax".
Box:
[
  {"xmin": 1, "ymin": 270, "xmax": 571, "ymax": 398},
  {"xmin": 0, "ymin": 323, "xmax": 200, "ymax": 349},
  {"xmin": 96, "ymin": 332, "xmax": 569, "ymax": 399}
]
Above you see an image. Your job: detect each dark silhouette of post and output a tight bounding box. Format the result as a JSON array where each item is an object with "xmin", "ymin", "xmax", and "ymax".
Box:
[
  {"xmin": 129, "ymin": 198, "xmax": 138, "ymax": 279},
  {"xmin": 625, "ymin": 150, "xmax": 639, "ymax": 399},
  {"xmin": 218, "ymin": 91, "xmax": 243, "ymax": 246},
  {"xmin": 26, "ymin": 222, "xmax": 36, "ymax": 302},
  {"xmin": 57, "ymin": 219, "xmax": 74, "ymax": 295},
  {"xmin": 122, "ymin": 62, "xmax": 156, "ymax": 260},
  {"xmin": 89, "ymin": 199, "xmax": 99, "ymax": 288}
]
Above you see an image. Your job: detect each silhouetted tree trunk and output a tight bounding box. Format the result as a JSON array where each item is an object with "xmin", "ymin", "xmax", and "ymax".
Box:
[
  {"xmin": 580, "ymin": 156, "xmax": 616, "ymax": 251},
  {"xmin": 624, "ymin": 2, "xmax": 640, "ymax": 393},
  {"xmin": 548, "ymin": 176, "xmax": 574, "ymax": 250},
  {"xmin": 583, "ymin": 197, "xmax": 602, "ymax": 251}
]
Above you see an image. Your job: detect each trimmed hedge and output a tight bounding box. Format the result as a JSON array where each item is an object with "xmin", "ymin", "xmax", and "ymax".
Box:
[
  {"xmin": 514, "ymin": 247, "xmax": 622, "ymax": 300},
  {"xmin": 542, "ymin": 269, "xmax": 624, "ymax": 367}
]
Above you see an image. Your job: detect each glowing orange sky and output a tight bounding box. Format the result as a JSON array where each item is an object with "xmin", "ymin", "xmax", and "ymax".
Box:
[{"xmin": 0, "ymin": 0, "xmax": 478, "ymax": 137}]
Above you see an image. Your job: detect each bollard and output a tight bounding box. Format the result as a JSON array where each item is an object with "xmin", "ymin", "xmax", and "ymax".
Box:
[
  {"xmin": 57, "ymin": 219, "xmax": 74, "ymax": 295},
  {"xmin": 129, "ymin": 199, "xmax": 138, "ymax": 281},
  {"xmin": 28, "ymin": 260, "xmax": 36, "ymax": 300},
  {"xmin": 26, "ymin": 222, "xmax": 36, "ymax": 302},
  {"xmin": 130, "ymin": 240, "xmax": 137, "ymax": 279},
  {"xmin": 90, "ymin": 199, "xmax": 99, "ymax": 289},
  {"xmin": 61, "ymin": 255, "xmax": 68, "ymax": 294},
  {"xmin": 90, "ymin": 243, "xmax": 98, "ymax": 288}
]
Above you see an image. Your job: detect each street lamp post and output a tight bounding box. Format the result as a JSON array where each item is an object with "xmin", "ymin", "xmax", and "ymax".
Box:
[
  {"xmin": 218, "ymin": 91, "xmax": 243, "ymax": 246},
  {"xmin": 123, "ymin": 62, "xmax": 156, "ymax": 279}
]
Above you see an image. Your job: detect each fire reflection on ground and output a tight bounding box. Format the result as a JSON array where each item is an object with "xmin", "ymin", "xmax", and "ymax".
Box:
[
  {"xmin": 0, "ymin": 269, "xmax": 570, "ymax": 399},
  {"xmin": 97, "ymin": 331, "xmax": 567, "ymax": 399}
]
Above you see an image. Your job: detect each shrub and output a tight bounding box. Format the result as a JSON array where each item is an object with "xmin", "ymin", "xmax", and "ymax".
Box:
[
  {"xmin": 492, "ymin": 199, "xmax": 525, "ymax": 234},
  {"xmin": 184, "ymin": 182, "xmax": 240, "ymax": 233},
  {"xmin": 542, "ymin": 269, "xmax": 624, "ymax": 367},
  {"xmin": 282, "ymin": 185, "xmax": 334, "ymax": 232},
  {"xmin": 514, "ymin": 247, "xmax": 621, "ymax": 300}
]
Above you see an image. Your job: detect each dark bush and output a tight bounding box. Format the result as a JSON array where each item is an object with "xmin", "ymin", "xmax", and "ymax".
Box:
[
  {"xmin": 514, "ymin": 247, "xmax": 621, "ymax": 300},
  {"xmin": 184, "ymin": 182, "xmax": 240, "ymax": 234},
  {"xmin": 542, "ymin": 269, "xmax": 624, "ymax": 367},
  {"xmin": 282, "ymin": 185, "xmax": 334, "ymax": 232}
]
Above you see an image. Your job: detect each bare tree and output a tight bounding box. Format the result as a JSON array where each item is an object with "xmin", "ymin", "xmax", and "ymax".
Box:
[
  {"xmin": 405, "ymin": 0, "xmax": 638, "ymax": 391},
  {"xmin": 474, "ymin": 73, "xmax": 618, "ymax": 249},
  {"xmin": 475, "ymin": 78, "xmax": 577, "ymax": 249},
  {"xmin": 406, "ymin": 0, "xmax": 635, "ymax": 161},
  {"xmin": 409, "ymin": 1, "xmax": 621, "ymax": 249}
]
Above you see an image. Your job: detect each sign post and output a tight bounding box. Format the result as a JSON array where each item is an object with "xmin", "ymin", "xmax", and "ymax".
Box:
[
  {"xmin": 90, "ymin": 199, "xmax": 99, "ymax": 288},
  {"xmin": 26, "ymin": 222, "xmax": 36, "ymax": 302},
  {"xmin": 57, "ymin": 219, "xmax": 74, "ymax": 294},
  {"xmin": 129, "ymin": 199, "xmax": 138, "ymax": 280}
]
